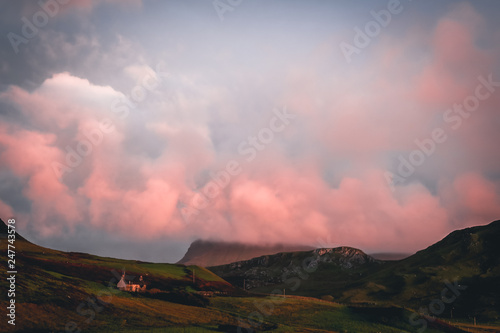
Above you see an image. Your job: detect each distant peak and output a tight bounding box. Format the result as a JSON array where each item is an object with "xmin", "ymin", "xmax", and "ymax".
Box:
[{"xmin": 177, "ymin": 239, "xmax": 314, "ymax": 267}]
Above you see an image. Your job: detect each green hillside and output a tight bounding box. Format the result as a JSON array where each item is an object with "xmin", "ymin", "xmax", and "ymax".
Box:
[
  {"xmin": 211, "ymin": 221, "xmax": 500, "ymax": 330},
  {"xmin": 0, "ymin": 218, "xmax": 495, "ymax": 332},
  {"xmin": 338, "ymin": 220, "xmax": 500, "ymax": 321}
]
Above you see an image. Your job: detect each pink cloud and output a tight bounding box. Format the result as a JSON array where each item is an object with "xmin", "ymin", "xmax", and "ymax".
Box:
[
  {"xmin": 1, "ymin": 2, "xmax": 499, "ymax": 257},
  {"xmin": 0, "ymin": 124, "xmax": 81, "ymax": 235},
  {"xmin": 440, "ymin": 173, "xmax": 500, "ymax": 227}
]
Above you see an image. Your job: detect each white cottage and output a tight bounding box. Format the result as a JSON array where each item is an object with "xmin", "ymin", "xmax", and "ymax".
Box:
[{"xmin": 117, "ymin": 273, "xmax": 146, "ymax": 292}]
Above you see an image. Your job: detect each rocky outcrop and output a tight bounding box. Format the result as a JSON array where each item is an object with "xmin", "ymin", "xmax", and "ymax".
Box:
[{"xmin": 210, "ymin": 246, "xmax": 380, "ymax": 290}]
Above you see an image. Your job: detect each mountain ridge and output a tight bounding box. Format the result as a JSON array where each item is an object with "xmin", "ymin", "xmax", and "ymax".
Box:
[
  {"xmin": 177, "ymin": 239, "xmax": 314, "ymax": 267},
  {"xmin": 209, "ymin": 245, "xmax": 381, "ymax": 290}
]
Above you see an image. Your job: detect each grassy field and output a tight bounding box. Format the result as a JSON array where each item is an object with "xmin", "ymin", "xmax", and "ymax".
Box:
[{"xmin": 2, "ymin": 293, "xmax": 477, "ymax": 332}]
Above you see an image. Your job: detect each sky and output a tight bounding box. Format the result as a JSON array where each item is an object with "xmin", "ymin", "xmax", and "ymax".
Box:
[{"xmin": 1, "ymin": 0, "xmax": 500, "ymax": 263}]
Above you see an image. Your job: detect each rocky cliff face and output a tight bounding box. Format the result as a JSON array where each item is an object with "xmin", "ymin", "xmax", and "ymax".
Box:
[{"xmin": 312, "ymin": 247, "xmax": 378, "ymax": 268}]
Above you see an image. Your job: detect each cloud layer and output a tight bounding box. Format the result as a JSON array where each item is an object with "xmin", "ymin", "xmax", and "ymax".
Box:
[{"xmin": 1, "ymin": 1, "xmax": 500, "ymax": 261}]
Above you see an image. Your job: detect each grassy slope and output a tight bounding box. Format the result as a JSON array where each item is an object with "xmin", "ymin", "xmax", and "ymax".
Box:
[
  {"xmin": 0, "ymin": 236, "xmax": 444, "ymax": 333},
  {"xmin": 0, "ymin": 231, "xmax": 237, "ymax": 332},
  {"xmin": 337, "ymin": 221, "xmax": 500, "ymax": 321},
  {"xmin": 0, "ymin": 219, "xmax": 489, "ymax": 332}
]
